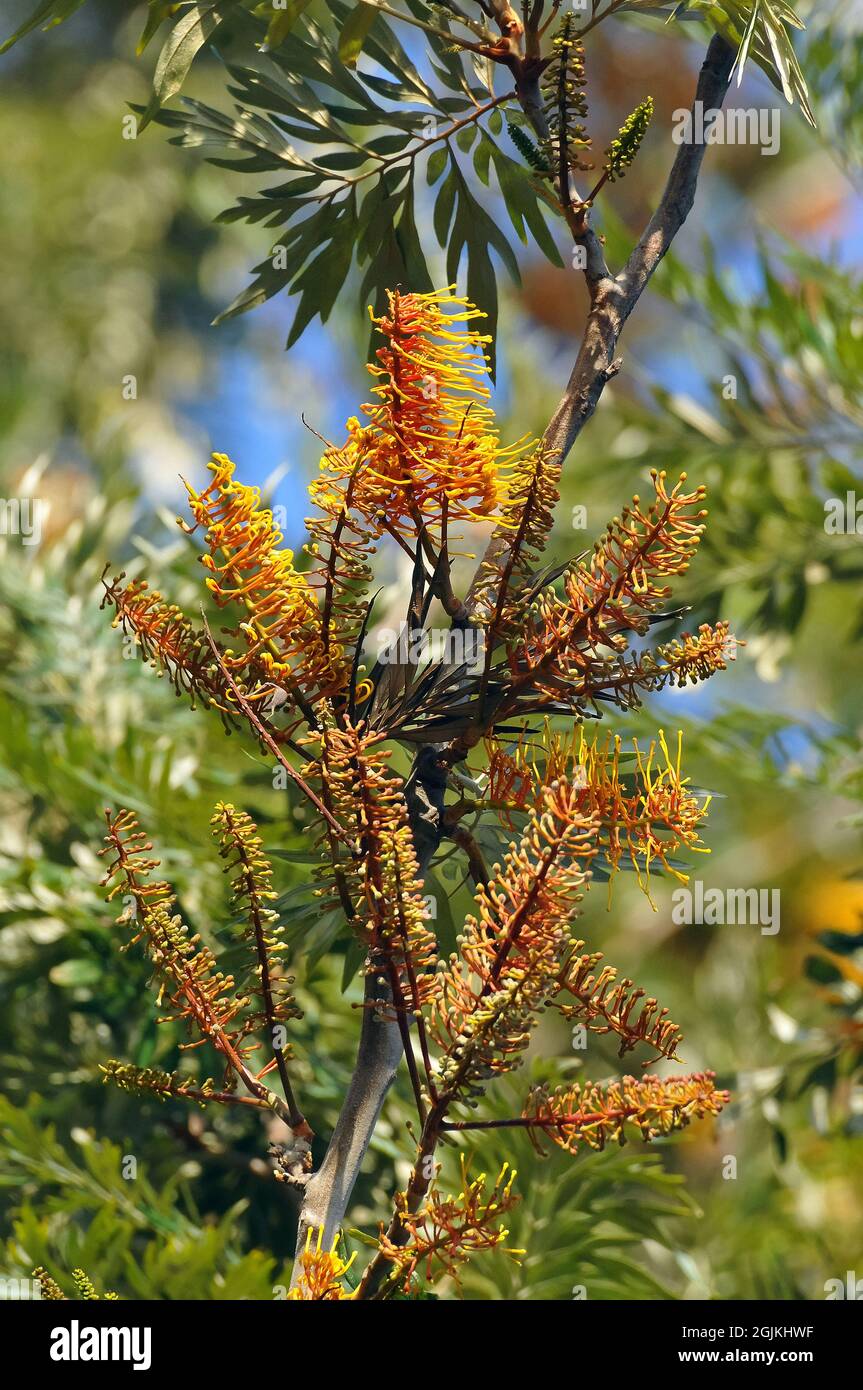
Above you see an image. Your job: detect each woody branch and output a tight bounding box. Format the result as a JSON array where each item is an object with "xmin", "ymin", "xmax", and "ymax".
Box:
[{"xmin": 290, "ymin": 31, "xmax": 735, "ymax": 1288}]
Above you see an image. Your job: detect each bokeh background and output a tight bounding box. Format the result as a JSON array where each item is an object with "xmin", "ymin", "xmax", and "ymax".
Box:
[{"xmin": 1, "ymin": 0, "xmax": 861, "ymax": 1299}]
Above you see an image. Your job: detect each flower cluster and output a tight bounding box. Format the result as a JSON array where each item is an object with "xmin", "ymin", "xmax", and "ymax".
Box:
[
  {"xmin": 490, "ymin": 473, "xmax": 736, "ymax": 719},
  {"xmin": 184, "ymin": 453, "xmax": 336, "ymax": 702},
  {"xmin": 603, "ymin": 97, "xmax": 655, "ymax": 183},
  {"xmin": 32, "ymin": 1267, "xmax": 119, "ymax": 1301},
  {"xmin": 541, "ymin": 14, "xmax": 592, "ymax": 182},
  {"xmin": 99, "ymin": 1060, "xmax": 223, "ymax": 1107},
  {"xmin": 377, "ymin": 1159, "xmax": 521, "ymax": 1292},
  {"xmin": 510, "ymin": 471, "xmax": 707, "ymax": 691},
  {"xmin": 470, "ymin": 443, "xmax": 562, "ymax": 638},
  {"xmin": 100, "ymin": 570, "xmax": 224, "ymax": 710},
  {"xmin": 303, "ymin": 718, "xmax": 438, "ymax": 1011},
  {"xmin": 431, "ymin": 780, "xmax": 597, "ymax": 1101},
  {"xmin": 100, "ymin": 810, "xmax": 246, "ymax": 1059},
  {"xmin": 98, "ymin": 807, "xmax": 299, "ymax": 1126},
  {"xmin": 327, "ymin": 288, "xmax": 516, "ymax": 540},
  {"xmin": 305, "ymin": 443, "xmax": 377, "ymax": 698},
  {"xmin": 211, "ymin": 802, "xmax": 302, "ymax": 1060},
  {"xmin": 555, "ymin": 942, "xmax": 684, "ymax": 1060},
  {"xmin": 287, "ymin": 1229, "xmax": 356, "ymax": 1301},
  {"xmin": 522, "ymin": 1071, "xmax": 729, "ymax": 1156},
  {"xmin": 485, "ymin": 724, "xmax": 711, "ymax": 902},
  {"xmin": 95, "ymin": 282, "xmax": 737, "ymax": 1301}
]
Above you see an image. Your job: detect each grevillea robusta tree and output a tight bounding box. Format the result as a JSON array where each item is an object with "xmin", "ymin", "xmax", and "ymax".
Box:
[{"xmin": 8, "ymin": 0, "xmax": 815, "ymax": 1299}]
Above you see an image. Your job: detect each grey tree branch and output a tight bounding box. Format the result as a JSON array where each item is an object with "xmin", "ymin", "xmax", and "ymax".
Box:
[
  {"xmin": 290, "ymin": 33, "xmax": 736, "ymax": 1290},
  {"xmin": 291, "ymin": 972, "xmax": 404, "ymax": 1273},
  {"xmin": 465, "ymin": 34, "xmax": 736, "ymax": 616}
]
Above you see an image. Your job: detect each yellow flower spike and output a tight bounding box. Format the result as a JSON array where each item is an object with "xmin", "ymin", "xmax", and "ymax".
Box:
[
  {"xmin": 485, "ymin": 722, "xmax": 711, "ymax": 908},
  {"xmin": 376, "ymin": 1159, "xmax": 521, "ymax": 1293},
  {"xmin": 523, "ymin": 1072, "xmax": 729, "ymax": 1158},
  {"xmin": 320, "ymin": 288, "xmax": 524, "ymax": 545},
  {"xmin": 182, "ymin": 453, "xmax": 341, "ymax": 702}
]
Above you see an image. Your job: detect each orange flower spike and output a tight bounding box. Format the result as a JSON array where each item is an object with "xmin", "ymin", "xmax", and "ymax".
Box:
[
  {"xmin": 99, "ymin": 809, "xmax": 252, "ymax": 1055},
  {"xmin": 431, "ymin": 780, "xmax": 598, "ymax": 1099},
  {"xmin": 523, "ymin": 1071, "xmax": 729, "ymax": 1156},
  {"xmin": 100, "ymin": 571, "xmax": 227, "ymax": 709},
  {"xmin": 509, "ymin": 471, "xmax": 712, "ymax": 702},
  {"xmin": 337, "ymin": 288, "xmax": 518, "ymax": 538}
]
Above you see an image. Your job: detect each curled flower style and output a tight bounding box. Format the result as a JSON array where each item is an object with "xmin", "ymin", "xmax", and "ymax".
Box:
[
  {"xmin": 555, "ymin": 943, "xmax": 684, "ymax": 1060},
  {"xmin": 522, "ymin": 1071, "xmax": 729, "ymax": 1156}
]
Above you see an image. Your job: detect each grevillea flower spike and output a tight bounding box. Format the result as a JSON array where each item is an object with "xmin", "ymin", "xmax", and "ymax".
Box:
[{"xmin": 97, "ymin": 285, "xmax": 734, "ymax": 1300}]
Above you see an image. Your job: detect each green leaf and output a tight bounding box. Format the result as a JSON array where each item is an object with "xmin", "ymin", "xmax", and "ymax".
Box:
[
  {"xmin": 425, "ymin": 870, "xmax": 457, "ymax": 958},
  {"xmin": 346, "ymin": 1226, "xmax": 380, "ymax": 1249},
  {"xmin": 49, "ymin": 959, "xmax": 102, "ymax": 989},
  {"xmin": 473, "ymin": 132, "xmax": 493, "ymax": 186},
  {"xmin": 0, "ymin": 0, "xmax": 86, "ymax": 55},
  {"xmin": 262, "ymin": 0, "xmax": 314, "ymax": 52},
  {"xmin": 136, "ymin": 1, "xmax": 182, "ymax": 56},
  {"xmin": 676, "ymin": 0, "xmax": 815, "ymax": 126},
  {"xmin": 455, "ymin": 122, "xmax": 478, "ymax": 153},
  {"xmin": 490, "ymin": 142, "xmax": 564, "ymax": 267},
  {"xmin": 286, "ymin": 193, "xmax": 359, "ymax": 345},
  {"xmin": 426, "ymin": 146, "xmax": 448, "ymax": 186},
  {"xmin": 340, "ymin": 937, "xmax": 366, "ymax": 992},
  {"xmin": 140, "ymin": 0, "xmax": 242, "ymax": 130},
  {"xmin": 337, "ymin": 2, "xmax": 379, "ymax": 68},
  {"xmin": 433, "ymin": 164, "xmax": 457, "ymax": 246}
]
